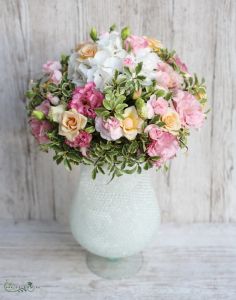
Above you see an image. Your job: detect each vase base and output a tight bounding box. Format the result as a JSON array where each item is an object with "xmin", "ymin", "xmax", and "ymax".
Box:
[{"xmin": 86, "ymin": 252, "xmax": 143, "ymax": 279}]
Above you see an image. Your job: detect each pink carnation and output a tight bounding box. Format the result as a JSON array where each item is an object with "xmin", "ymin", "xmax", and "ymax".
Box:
[
  {"xmin": 173, "ymin": 55, "xmax": 188, "ymax": 73},
  {"xmin": 173, "ymin": 90, "xmax": 205, "ymax": 128},
  {"xmin": 43, "ymin": 61, "xmax": 61, "ymax": 74},
  {"xmin": 69, "ymin": 82, "xmax": 104, "ymax": 118},
  {"xmin": 46, "ymin": 93, "xmax": 60, "ymax": 105},
  {"xmin": 65, "ymin": 131, "xmax": 92, "ymax": 153},
  {"xmin": 43, "ymin": 60, "xmax": 62, "ymax": 85},
  {"xmin": 147, "ymin": 95, "xmax": 168, "ymax": 118},
  {"xmin": 95, "ymin": 116, "xmax": 123, "ymax": 141},
  {"xmin": 50, "ymin": 70, "xmax": 62, "ymax": 85},
  {"xmin": 36, "ymin": 100, "xmax": 50, "ymax": 115},
  {"xmin": 146, "ymin": 125, "xmax": 179, "ymax": 167},
  {"xmin": 124, "ymin": 35, "xmax": 148, "ymax": 53},
  {"xmin": 29, "ymin": 118, "xmax": 52, "ymax": 144},
  {"xmin": 156, "ymin": 62, "xmax": 183, "ymax": 89}
]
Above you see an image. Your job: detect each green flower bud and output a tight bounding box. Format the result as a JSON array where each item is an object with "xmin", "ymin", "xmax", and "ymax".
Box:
[
  {"xmin": 135, "ymin": 98, "xmax": 148, "ymax": 119},
  {"xmin": 90, "ymin": 27, "xmax": 98, "ymax": 42},
  {"xmin": 121, "ymin": 26, "xmax": 131, "ymax": 40},
  {"xmin": 32, "ymin": 110, "xmax": 45, "ymax": 120}
]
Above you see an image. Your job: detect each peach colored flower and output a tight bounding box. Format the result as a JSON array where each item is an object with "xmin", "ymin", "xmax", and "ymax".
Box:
[
  {"xmin": 76, "ymin": 42, "xmax": 97, "ymax": 60},
  {"xmin": 145, "ymin": 37, "xmax": 163, "ymax": 52},
  {"xmin": 120, "ymin": 106, "xmax": 143, "ymax": 140},
  {"xmin": 162, "ymin": 109, "xmax": 181, "ymax": 134},
  {"xmin": 59, "ymin": 109, "xmax": 87, "ymax": 141}
]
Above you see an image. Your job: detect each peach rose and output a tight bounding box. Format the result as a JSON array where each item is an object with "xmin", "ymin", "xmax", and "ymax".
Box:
[
  {"xmin": 76, "ymin": 42, "xmax": 97, "ymax": 60},
  {"xmin": 120, "ymin": 106, "xmax": 143, "ymax": 140},
  {"xmin": 162, "ymin": 109, "xmax": 181, "ymax": 134},
  {"xmin": 59, "ymin": 109, "xmax": 87, "ymax": 141}
]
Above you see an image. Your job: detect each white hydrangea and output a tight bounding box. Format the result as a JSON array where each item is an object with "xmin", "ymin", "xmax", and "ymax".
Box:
[{"xmin": 68, "ymin": 31, "xmax": 162, "ymax": 91}]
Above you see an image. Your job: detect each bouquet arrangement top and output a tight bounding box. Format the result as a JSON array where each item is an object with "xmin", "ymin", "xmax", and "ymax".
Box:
[{"xmin": 26, "ymin": 25, "xmax": 208, "ymax": 179}]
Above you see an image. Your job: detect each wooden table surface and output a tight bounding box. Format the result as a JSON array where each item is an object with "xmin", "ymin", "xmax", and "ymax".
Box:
[{"xmin": 0, "ymin": 221, "xmax": 235, "ymax": 300}]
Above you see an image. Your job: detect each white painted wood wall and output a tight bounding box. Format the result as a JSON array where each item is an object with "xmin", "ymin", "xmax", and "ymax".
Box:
[{"xmin": 0, "ymin": 0, "xmax": 235, "ymax": 223}]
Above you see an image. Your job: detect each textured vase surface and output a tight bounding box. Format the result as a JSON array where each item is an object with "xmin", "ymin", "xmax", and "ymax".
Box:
[{"xmin": 70, "ymin": 166, "xmax": 160, "ymax": 258}]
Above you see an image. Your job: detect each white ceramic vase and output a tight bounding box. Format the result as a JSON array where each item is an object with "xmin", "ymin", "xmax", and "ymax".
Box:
[{"xmin": 70, "ymin": 165, "xmax": 160, "ymax": 278}]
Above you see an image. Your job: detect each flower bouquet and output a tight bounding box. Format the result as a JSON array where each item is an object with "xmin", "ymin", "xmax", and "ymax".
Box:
[
  {"xmin": 26, "ymin": 25, "xmax": 208, "ymax": 278},
  {"xmin": 26, "ymin": 25, "xmax": 208, "ymax": 180}
]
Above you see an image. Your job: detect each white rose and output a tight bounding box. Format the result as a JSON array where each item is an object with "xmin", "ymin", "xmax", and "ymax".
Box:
[{"xmin": 48, "ymin": 104, "xmax": 65, "ymax": 123}]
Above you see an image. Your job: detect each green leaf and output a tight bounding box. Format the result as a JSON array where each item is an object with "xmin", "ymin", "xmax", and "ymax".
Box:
[
  {"xmin": 151, "ymin": 115, "xmax": 160, "ymax": 124},
  {"xmin": 85, "ymin": 126, "xmax": 95, "ymax": 133},
  {"xmin": 92, "ymin": 168, "xmax": 97, "ymax": 180},
  {"xmin": 26, "ymin": 90, "xmax": 36, "ymax": 99},
  {"xmin": 115, "ymin": 103, "xmax": 128, "ymax": 112},
  {"xmin": 64, "ymin": 158, "xmax": 72, "ymax": 171},
  {"xmin": 55, "ymin": 156, "xmax": 63, "ymax": 165},
  {"xmin": 135, "ymin": 62, "xmax": 143, "ymax": 75},
  {"xmin": 109, "ymin": 24, "xmax": 116, "ymax": 32},
  {"xmin": 137, "ymin": 165, "xmax": 142, "ymax": 174},
  {"xmin": 97, "ymin": 165, "xmax": 105, "ymax": 174},
  {"xmin": 123, "ymin": 166, "xmax": 137, "ymax": 174},
  {"xmin": 90, "ymin": 27, "xmax": 98, "ymax": 42},
  {"xmin": 103, "ymin": 99, "xmax": 113, "ymax": 110},
  {"xmin": 128, "ymin": 141, "xmax": 139, "ymax": 154},
  {"xmin": 82, "ymin": 157, "xmax": 93, "ymax": 165},
  {"xmin": 95, "ymin": 107, "xmax": 110, "ymax": 117},
  {"xmin": 123, "ymin": 66, "xmax": 132, "ymax": 76},
  {"xmin": 164, "ymin": 92, "xmax": 173, "ymax": 101},
  {"xmin": 155, "ymin": 89, "xmax": 166, "ymax": 97},
  {"xmin": 157, "ymin": 121, "xmax": 166, "ymax": 127},
  {"xmin": 121, "ymin": 26, "xmax": 131, "ymax": 40}
]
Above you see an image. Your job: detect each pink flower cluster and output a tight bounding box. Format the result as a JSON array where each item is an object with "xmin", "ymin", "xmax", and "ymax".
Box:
[
  {"xmin": 147, "ymin": 95, "xmax": 168, "ymax": 118},
  {"xmin": 69, "ymin": 82, "xmax": 104, "ymax": 118},
  {"xmin": 29, "ymin": 100, "xmax": 52, "ymax": 143},
  {"xmin": 124, "ymin": 35, "xmax": 148, "ymax": 53},
  {"xmin": 174, "ymin": 55, "xmax": 188, "ymax": 73},
  {"xmin": 95, "ymin": 117, "xmax": 123, "ymax": 141},
  {"xmin": 173, "ymin": 90, "xmax": 205, "ymax": 128},
  {"xmin": 29, "ymin": 119, "xmax": 52, "ymax": 144},
  {"xmin": 65, "ymin": 131, "xmax": 92, "ymax": 149},
  {"xmin": 145, "ymin": 125, "xmax": 179, "ymax": 167},
  {"xmin": 43, "ymin": 60, "xmax": 62, "ymax": 85},
  {"xmin": 156, "ymin": 62, "xmax": 183, "ymax": 89}
]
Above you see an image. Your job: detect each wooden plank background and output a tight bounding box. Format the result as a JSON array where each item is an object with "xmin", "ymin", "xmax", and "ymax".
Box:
[{"xmin": 0, "ymin": 0, "xmax": 235, "ymax": 223}]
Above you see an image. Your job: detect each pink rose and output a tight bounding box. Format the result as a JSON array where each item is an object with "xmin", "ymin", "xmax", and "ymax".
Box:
[
  {"xmin": 124, "ymin": 35, "xmax": 148, "ymax": 53},
  {"xmin": 147, "ymin": 129, "xmax": 179, "ymax": 167},
  {"xmin": 69, "ymin": 82, "xmax": 104, "ymax": 118},
  {"xmin": 29, "ymin": 118, "xmax": 52, "ymax": 144},
  {"xmin": 95, "ymin": 116, "xmax": 123, "ymax": 141},
  {"xmin": 147, "ymin": 95, "xmax": 168, "ymax": 118},
  {"xmin": 36, "ymin": 100, "xmax": 50, "ymax": 115},
  {"xmin": 43, "ymin": 61, "xmax": 61, "ymax": 74},
  {"xmin": 173, "ymin": 55, "xmax": 188, "ymax": 73},
  {"xmin": 65, "ymin": 130, "xmax": 92, "ymax": 149},
  {"xmin": 156, "ymin": 62, "xmax": 183, "ymax": 89},
  {"xmin": 173, "ymin": 90, "xmax": 205, "ymax": 128}
]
